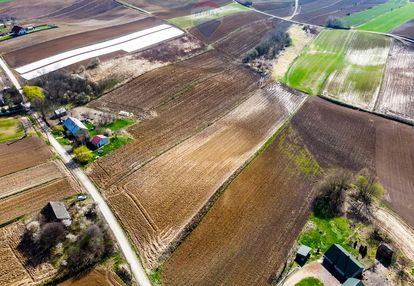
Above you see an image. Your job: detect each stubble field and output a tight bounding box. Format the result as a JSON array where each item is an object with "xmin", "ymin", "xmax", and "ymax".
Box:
[
  {"xmin": 162, "ymin": 123, "xmax": 320, "ymax": 285},
  {"xmin": 375, "ymin": 40, "xmax": 414, "ymax": 123}
]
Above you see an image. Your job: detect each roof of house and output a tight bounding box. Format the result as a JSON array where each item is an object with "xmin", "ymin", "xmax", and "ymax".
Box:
[
  {"xmin": 11, "ymin": 25, "xmax": 25, "ymax": 32},
  {"xmin": 297, "ymin": 245, "xmax": 312, "ymax": 257},
  {"xmin": 324, "ymin": 244, "xmax": 364, "ymax": 278},
  {"xmin": 342, "ymin": 278, "xmax": 364, "ymax": 286},
  {"xmin": 54, "ymin": 107, "xmax": 67, "ymax": 115},
  {"xmin": 64, "ymin": 117, "xmax": 87, "ymax": 132},
  {"xmin": 48, "ymin": 201, "xmax": 70, "ymax": 220},
  {"xmin": 91, "ymin": 135, "xmax": 108, "ymax": 145}
]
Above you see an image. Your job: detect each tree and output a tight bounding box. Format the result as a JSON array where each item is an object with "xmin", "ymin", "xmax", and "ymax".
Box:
[
  {"xmin": 73, "ymin": 146, "xmax": 94, "ymax": 164},
  {"xmin": 23, "ymin": 85, "xmax": 44, "ymax": 103},
  {"xmin": 352, "ymin": 169, "xmax": 384, "ymax": 216},
  {"xmin": 38, "ymin": 222, "xmax": 66, "ymax": 252},
  {"xmin": 326, "ymin": 16, "xmax": 350, "ymax": 29},
  {"xmin": 313, "ymin": 169, "xmax": 353, "ymax": 218}
]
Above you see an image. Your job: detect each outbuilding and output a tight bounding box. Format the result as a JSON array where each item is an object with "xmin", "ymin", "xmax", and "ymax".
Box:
[
  {"xmin": 42, "ymin": 201, "xmax": 71, "ymax": 226},
  {"xmin": 54, "ymin": 107, "xmax": 67, "ymax": 119},
  {"xmin": 91, "ymin": 135, "xmax": 109, "ymax": 148},
  {"xmin": 376, "ymin": 243, "xmax": 394, "ymax": 265},
  {"xmin": 323, "ymin": 244, "xmax": 364, "ymax": 281},
  {"xmin": 296, "ymin": 245, "xmax": 312, "ymax": 266},
  {"xmin": 63, "ymin": 117, "xmax": 88, "ymax": 137},
  {"xmin": 342, "ymin": 278, "xmax": 364, "ymax": 286},
  {"xmin": 11, "ymin": 25, "xmax": 27, "ymax": 36}
]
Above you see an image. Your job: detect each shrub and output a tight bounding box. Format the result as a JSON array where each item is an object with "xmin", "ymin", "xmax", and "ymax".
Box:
[
  {"xmin": 52, "ymin": 125, "xmax": 65, "ymax": 136},
  {"xmin": 23, "ymin": 86, "xmax": 45, "ymax": 103},
  {"xmin": 86, "ymin": 58, "xmax": 100, "ymax": 70},
  {"xmin": 326, "ymin": 16, "xmax": 350, "ymax": 29},
  {"xmin": 38, "ymin": 222, "xmax": 66, "ymax": 252},
  {"xmin": 73, "ymin": 146, "xmax": 94, "ymax": 164}
]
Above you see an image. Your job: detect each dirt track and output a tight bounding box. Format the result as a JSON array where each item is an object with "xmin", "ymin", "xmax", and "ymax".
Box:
[{"xmin": 292, "ymin": 97, "xmax": 414, "ymax": 228}]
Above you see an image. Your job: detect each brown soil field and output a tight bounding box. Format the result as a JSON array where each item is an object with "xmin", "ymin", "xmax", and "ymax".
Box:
[
  {"xmin": 102, "ymin": 84, "xmax": 306, "ymax": 268},
  {"xmin": 393, "ymin": 19, "xmax": 414, "ymax": 38},
  {"xmin": 375, "ymin": 40, "xmax": 414, "ymax": 123},
  {"xmin": 0, "ymin": 137, "xmax": 52, "ymax": 177},
  {"xmin": 293, "ymin": 0, "xmax": 387, "ymax": 26},
  {"xmin": 59, "ymin": 269, "xmax": 124, "ymax": 286},
  {"xmin": 4, "ymin": 17, "xmax": 162, "ymax": 68},
  {"xmin": 188, "ymin": 11, "xmax": 269, "ymax": 44},
  {"xmin": 214, "ymin": 19, "xmax": 290, "ymax": 59},
  {"xmin": 291, "ymin": 97, "xmax": 414, "ymax": 228},
  {"xmin": 0, "ymin": 178, "xmax": 78, "ymax": 225},
  {"xmin": 121, "ymin": 0, "xmax": 232, "ymax": 18},
  {"xmin": 252, "ymin": 0, "xmax": 295, "ymax": 17},
  {"xmin": 0, "ymin": 161, "xmax": 64, "ymax": 199},
  {"xmin": 162, "ymin": 124, "xmax": 320, "ymax": 285},
  {"xmin": 0, "ymin": 222, "xmax": 56, "ymax": 285},
  {"xmin": 88, "ymin": 51, "xmax": 258, "ymax": 189},
  {"xmin": 0, "ymin": 0, "xmax": 144, "ymax": 54}
]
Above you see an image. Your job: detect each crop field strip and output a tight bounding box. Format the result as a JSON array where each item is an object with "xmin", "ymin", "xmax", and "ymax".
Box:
[
  {"xmin": 0, "ymin": 137, "xmax": 52, "ymax": 177},
  {"xmin": 88, "ymin": 51, "xmax": 259, "ymax": 189},
  {"xmin": 13, "ymin": 24, "xmax": 184, "ymax": 80},
  {"xmin": 252, "ymin": 0, "xmax": 295, "ymax": 18},
  {"xmin": 375, "ymin": 40, "xmax": 414, "ymax": 122},
  {"xmin": 102, "ymin": 84, "xmax": 306, "ymax": 268},
  {"xmin": 323, "ymin": 31, "xmax": 391, "ymax": 110},
  {"xmin": 163, "ymin": 124, "xmax": 320, "ymax": 285},
  {"xmin": 291, "ymin": 97, "xmax": 414, "ymax": 228}
]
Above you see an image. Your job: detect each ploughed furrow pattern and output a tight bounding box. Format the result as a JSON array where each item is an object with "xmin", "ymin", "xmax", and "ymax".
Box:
[
  {"xmin": 376, "ymin": 40, "xmax": 414, "ymax": 123},
  {"xmin": 292, "ymin": 97, "xmax": 414, "ymax": 228},
  {"xmin": 89, "ymin": 52, "xmax": 259, "ymax": 189},
  {"xmin": 162, "ymin": 125, "xmax": 320, "ymax": 286},
  {"xmin": 105, "ymin": 84, "xmax": 306, "ymax": 268}
]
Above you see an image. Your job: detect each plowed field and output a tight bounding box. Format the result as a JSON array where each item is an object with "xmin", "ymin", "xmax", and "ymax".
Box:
[
  {"xmin": 59, "ymin": 269, "xmax": 125, "ymax": 286},
  {"xmin": 102, "ymin": 84, "xmax": 306, "ymax": 268},
  {"xmin": 0, "ymin": 178, "xmax": 78, "ymax": 225},
  {"xmin": 291, "ymin": 97, "xmax": 414, "ymax": 228},
  {"xmin": 375, "ymin": 40, "xmax": 414, "ymax": 123},
  {"xmin": 89, "ymin": 52, "xmax": 259, "ymax": 189},
  {"xmin": 0, "ymin": 137, "xmax": 51, "ymax": 177},
  {"xmin": 162, "ymin": 125, "xmax": 320, "ymax": 285},
  {"xmin": 252, "ymin": 0, "xmax": 295, "ymax": 17}
]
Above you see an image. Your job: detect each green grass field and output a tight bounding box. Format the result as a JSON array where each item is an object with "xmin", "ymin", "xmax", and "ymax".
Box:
[
  {"xmin": 105, "ymin": 118, "xmax": 135, "ymax": 131},
  {"xmin": 358, "ymin": 3, "xmax": 414, "ymax": 32},
  {"xmin": 0, "ymin": 118, "xmax": 24, "ymax": 143},
  {"xmin": 168, "ymin": 2, "xmax": 249, "ymax": 29},
  {"xmin": 283, "ymin": 30, "xmax": 354, "ymax": 95},
  {"xmin": 295, "ymin": 277, "xmax": 324, "ymax": 286},
  {"xmin": 344, "ymin": 0, "xmax": 408, "ymax": 27},
  {"xmin": 93, "ymin": 136, "xmax": 130, "ymax": 158}
]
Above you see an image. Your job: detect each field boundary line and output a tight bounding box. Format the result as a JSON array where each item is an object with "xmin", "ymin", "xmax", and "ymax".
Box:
[
  {"xmin": 153, "ymin": 83, "xmax": 309, "ymax": 267},
  {"xmin": 114, "ymin": 0, "xmax": 152, "ymax": 15}
]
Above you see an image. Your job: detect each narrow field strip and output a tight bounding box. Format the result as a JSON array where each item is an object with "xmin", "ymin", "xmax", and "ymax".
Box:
[{"xmin": 17, "ymin": 25, "xmax": 184, "ymax": 80}]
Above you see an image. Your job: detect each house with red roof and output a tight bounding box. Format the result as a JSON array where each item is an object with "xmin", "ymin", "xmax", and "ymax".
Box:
[{"xmin": 91, "ymin": 135, "xmax": 109, "ymax": 148}]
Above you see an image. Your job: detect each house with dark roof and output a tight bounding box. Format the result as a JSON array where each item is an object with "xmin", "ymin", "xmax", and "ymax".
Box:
[
  {"xmin": 63, "ymin": 117, "xmax": 88, "ymax": 137},
  {"xmin": 91, "ymin": 135, "xmax": 109, "ymax": 148},
  {"xmin": 11, "ymin": 25, "xmax": 27, "ymax": 36},
  {"xmin": 323, "ymin": 244, "xmax": 364, "ymax": 281}
]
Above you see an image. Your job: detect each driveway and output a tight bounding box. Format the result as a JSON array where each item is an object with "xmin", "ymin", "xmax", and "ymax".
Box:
[{"xmin": 283, "ymin": 261, "xmax": 340, "ymax": 286}]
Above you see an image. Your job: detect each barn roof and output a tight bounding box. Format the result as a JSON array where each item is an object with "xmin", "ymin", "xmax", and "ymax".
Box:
[
  {"xmin": 91, "ymin": 135, "xmax": 107, "ymax": 145},
  {"xmin": 297, "ymin": 245, "xmax": 311, "ymax": 257},
  {"xmin": 324, "ymin": 244, "xmax": 364, "ymax": 279},
  {"xmin": 48, "ymin": 201, "xmax": 70, "ymax": 220}
]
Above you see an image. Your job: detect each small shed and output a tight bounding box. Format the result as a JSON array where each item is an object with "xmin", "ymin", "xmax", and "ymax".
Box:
[
  {"xmin": 342, "ymin": 278, "xmax": 364, "ymax": 286},
  {"xmin": 63, "ymin": 117, "xmax": 88, "ymax": 136},
  {"xmin": 54, "ymin": 107, "xmax": 67, "ymax": 119},
  {"xmin": 296, "ymin": 245, "xmax": 311, "ymax": 266},
  {"xmin": 11, "ymin": 25, "xmax": 27, "ymax": 36},
  {"xmin": 376, "ymin": 243, "xmax": 393, "ymax": 265},
  {"xmin": 43, "ymin": 202, "xmax": 71, "ymax": 226},
  {"xmin": 91, "ymin": 135, "xmax": 109, "ymax": 148},
  {"xmin": 324, "ymin": 244, "xmax": 364, "ymax": 281}
]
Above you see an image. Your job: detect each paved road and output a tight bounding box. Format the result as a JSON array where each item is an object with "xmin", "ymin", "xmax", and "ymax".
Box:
[
  {"xmin": 33, "ymin": 114, "xmax": 152, "ymax": 286},
  {"xmin": 0, "ymin": 56, "xmax": 152, "ymax": 286}
]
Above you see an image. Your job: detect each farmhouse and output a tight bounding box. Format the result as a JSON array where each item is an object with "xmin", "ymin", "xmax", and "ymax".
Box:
[
  {"xmin": 42, "ymin": 201, "xmax": 71, "ymax": 226},
  {"xmin": 11, "ymin": 25, "xmax": 27, "ymax": 37},
  {"xmin": 63, "ymin": 117, "xmax": 88, "ymax": 137},
  {"xmin": 91, "ymin": 135, "xmax": 109, "ymax": 148},
  {"xmin": 323, "ymin": 244, "xmax": 364, "ymax": 281}
]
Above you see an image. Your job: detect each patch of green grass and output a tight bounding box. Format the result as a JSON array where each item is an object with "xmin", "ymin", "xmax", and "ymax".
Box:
[
  {"xmin": 283, "ymin": 30, "xmax": 354, "ymax": 95},
  {"xmin": 299, "ymin": 213, "xmax": 359, "ymax": 259},
  {"xmin": 357, "ymin": 3, "xmax": 414, "ymax": 32},
  {"xmin": 344, "ymin": 0, "xmax": 408, "ymax": 27},
  {"xmin": 28, "ymin": 24, "xmax": 58, "ymax": 33},
  {"xmin": 168, "ymin": 2, "xmax": 249, "ymax": 29},
  {"xmin": 0, "ymin": 117, "xmax": 24, "ymax": 143},
  {"xmin": 84, "ymin": 120, "xmax": 97, "ymax": 137},
  {"xmin": 149, "ymin": 268, "xmax": 162, "ymax": 286},
  {"xmin": 93, "ymin": 136, "xmax": 130, "ymax": 158},
  {"xmin": 0, "ymin": 0, "xmax": 13, "ymax": 3},
  {"xmin": 0, "ymin": 35, "xmax": 12, "ymax": 42},
  {"xmin": 57, "ymin": 137, "xmax": 71, "ymax": 146},
  {"xmin": 105, "ymin": 118, "xmax": 135, "ymax": 131},
  {"xmin": 295, "ymin": 277, "xmax": 324, "ymax": 286}
]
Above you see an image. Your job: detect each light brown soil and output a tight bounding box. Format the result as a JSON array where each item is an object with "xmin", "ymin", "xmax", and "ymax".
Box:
[
  {"xmin": 162, "ymin": 123, "xmax": 319, "ymax": 285},
  {"xmin": 375, "ymin": 40, "xmax": 414, "ymax": 123},
  {"xmin": 0, "ymin": 137, "xmax": 52, "ymax": 177},
  {"xmin": 59, "ymin": 269, "xmax": 125, "ymax": 286},
  {"xmin": 291, "ymin": 97, "xmax": 414, "ymax": 228},
  {"xmin": 102, "ymin": 84, "xmax": 306, "ymax": 269}
]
